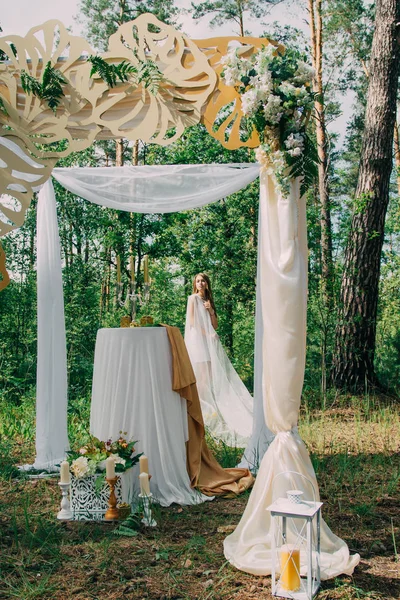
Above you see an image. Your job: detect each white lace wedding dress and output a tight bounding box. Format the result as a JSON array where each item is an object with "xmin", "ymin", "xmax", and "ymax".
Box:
[{"xmin": 184, "ymin": 293, "xmax": 253, "ymax": 446}]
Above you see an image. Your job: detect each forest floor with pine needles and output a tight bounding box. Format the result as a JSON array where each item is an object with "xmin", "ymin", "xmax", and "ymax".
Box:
[{"xmin": 0, "ymin": 395, "xmax": 399, "ymax": 600}]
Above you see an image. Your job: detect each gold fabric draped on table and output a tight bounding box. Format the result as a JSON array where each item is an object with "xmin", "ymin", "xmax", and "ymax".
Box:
[{"xmin": 162, "ymin": 325, "xmax": 254, "ymax": 496}]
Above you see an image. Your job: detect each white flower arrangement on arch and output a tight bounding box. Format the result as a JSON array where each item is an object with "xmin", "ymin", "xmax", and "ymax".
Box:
[{"xmin": 221, "ymin": 45, "xmax": 318, "ymax": 195}]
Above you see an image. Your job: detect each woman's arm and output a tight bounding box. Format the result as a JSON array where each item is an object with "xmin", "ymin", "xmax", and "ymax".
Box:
[{"xmin": 203, "ymin": 300, "xmax": 218, "ymax": 330}]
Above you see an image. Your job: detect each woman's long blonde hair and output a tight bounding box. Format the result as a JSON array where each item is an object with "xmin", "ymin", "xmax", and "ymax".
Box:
[{"xmin": 192, "ymin": 273, "xmax": 217, "ymax": 315}]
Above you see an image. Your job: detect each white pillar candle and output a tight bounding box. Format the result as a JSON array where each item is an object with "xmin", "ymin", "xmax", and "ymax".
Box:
[
  {"xmin": 139, "ymin": 472, "xmax": 150, "ymax": 496},
  {"xmin": 139, "ymin": 455, "xmax": 149, "ymax": 474},
  {"xmin": 106, "ymin": 456, "xmax": 116, "ymax": 479},
  {"xmin": 60, "ymin": 460, "xmax": 70, "ymax": 483}
]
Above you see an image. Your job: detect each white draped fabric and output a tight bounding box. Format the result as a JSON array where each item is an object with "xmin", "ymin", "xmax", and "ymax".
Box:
[
  {"xmin": 238, "ymin": 211, "xmax": 274, "ymax": 470},
  {"xmin": 35, "ymin": 164, "xmax": 260, "ymax": 469},
  {"xmin": 184, "ymin": 293, "xmax": 253, "ymax": 446},
  {"xmin": 223, "ymin": 171, "xmax": 360, "ymax": 578},
  {"xmin": 225, "ymin": 429, "xmax": 360, "ymax": 578},
  {"xmin": 34, "ymin": 179, "xmax": 69, "ymax": 469},
  {"xmin": 52, "ymin": 164, "xmax": 260, "ymax": 213}
]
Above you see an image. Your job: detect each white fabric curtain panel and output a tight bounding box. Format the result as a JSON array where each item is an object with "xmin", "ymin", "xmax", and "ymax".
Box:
[
  {"xmin": 223, "ymin": 171, "xmax": 360, "ymax": 578},
  {"xmin": 35, "ymin": 179, "xmax": 69, "ymax": 469}
]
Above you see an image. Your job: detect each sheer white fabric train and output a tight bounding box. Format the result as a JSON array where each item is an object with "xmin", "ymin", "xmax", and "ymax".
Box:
[{"xmin": 184, "ymin": 294, "xmax": 253, "ymax": 447}]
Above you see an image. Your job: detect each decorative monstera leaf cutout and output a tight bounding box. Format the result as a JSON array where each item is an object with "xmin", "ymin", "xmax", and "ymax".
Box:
[
  {"xmin": 0, "ymin": 20, "xmax": 98, "ymax": 160},
  {"xmin": 82, "ymin": 13, "xmax": 218, "ymax": 145},
  {"xmin": 0, "ymin": 136, "xmax": 54, "ymax": 238}
]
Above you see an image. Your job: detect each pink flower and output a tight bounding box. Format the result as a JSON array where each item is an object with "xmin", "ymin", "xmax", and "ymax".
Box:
[{"xmin": 79, "ymin": 447, "xmax": 88, "ymax": 455}]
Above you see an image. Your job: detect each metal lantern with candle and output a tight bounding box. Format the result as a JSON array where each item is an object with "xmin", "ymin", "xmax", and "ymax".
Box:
[{"xmin": 266, "ymin": 471, "xmax": 322, "ymax": 600}]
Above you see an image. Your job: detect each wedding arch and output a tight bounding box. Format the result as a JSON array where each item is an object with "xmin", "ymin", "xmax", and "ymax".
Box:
[{"xmin": 0, "ymin": 14, "xmax": 358, "ymax": 580}]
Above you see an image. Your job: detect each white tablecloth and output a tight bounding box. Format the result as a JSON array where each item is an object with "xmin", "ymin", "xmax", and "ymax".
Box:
[{"xmin": 90, "ymin": 328, "xmax": 211, "ymax": 506}]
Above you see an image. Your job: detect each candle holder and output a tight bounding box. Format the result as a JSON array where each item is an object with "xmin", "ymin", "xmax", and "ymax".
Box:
[
  {"xmin": 139, "ymin": 493, "xmax": 157, "ymax": 527},
  {"xmin": 105, "ymin": 476, "xmax": 120, "ymax": 521},
  {"xmin": 143, "ymin": 282, "xmax": 151, "ymax": 303},
  {"xmin": 57, "ymin": 482, "xmax": 72, "ymax": 520}
]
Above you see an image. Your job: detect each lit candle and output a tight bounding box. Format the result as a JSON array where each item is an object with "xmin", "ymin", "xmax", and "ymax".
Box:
[
  {"xmin": 139, "ymin": 472, "xmax": 150, "ymax": 496},
  {"xmin": 139, "ymin": 455, "xmax": 149, "ymax": 475},
  {"xmin": 280, "ymin": 544, "xmax": 300, "ymax": 591},
  {"xmin": 106, "ymin": 456, "xmax": 116, "ymax": 479},
  {"xmin": 60, "ymin": 460, "xmax": 70, "ymax": 484},
  {"xmin": 143, "ymin": 255, "xmax": 149, "ymax": 283}
]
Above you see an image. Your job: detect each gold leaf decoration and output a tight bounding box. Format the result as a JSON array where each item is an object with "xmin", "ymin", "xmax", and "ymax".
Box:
[{"xmin": 194, "ymin": 37, "xmax": 282, "ymax": 150}]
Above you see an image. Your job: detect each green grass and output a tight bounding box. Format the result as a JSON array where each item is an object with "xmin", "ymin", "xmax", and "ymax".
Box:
[{"xmin": 0, "ymin": 396, "xmax": 399, "ymax": 599}]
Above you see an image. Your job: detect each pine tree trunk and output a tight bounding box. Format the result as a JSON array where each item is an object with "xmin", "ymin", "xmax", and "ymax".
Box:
[
  {"xmin": 332, "ymin": 0, "xmax": 400, "ymax": 390},
  {"xmin": 116, "ymin": 139, "xmax": 124, "ymax": 167},
  {"xmin": 394, "ymin": 119, "xmax": 400, "ymax": 196},
  {"xmin": 309, "ymin": 0, "xmax": 334, "ymax": 304},
  {"xmin": 132, "ymin": 139, "xmax": 139, "ymax": 165},
  {"xmin": 115, "ymin": 138, "xmax": 124, "ymax": 305}
]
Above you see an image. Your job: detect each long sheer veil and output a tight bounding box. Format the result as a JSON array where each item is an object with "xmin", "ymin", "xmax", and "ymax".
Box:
[{"xmin": 184, "ymin": 293, "xmax": 253, "ymax": 446}]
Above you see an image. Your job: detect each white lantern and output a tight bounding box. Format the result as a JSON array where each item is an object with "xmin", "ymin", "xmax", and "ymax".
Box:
[{"xmin": 266, "ymin": 473, "xmax": 322, "ymax": 599}]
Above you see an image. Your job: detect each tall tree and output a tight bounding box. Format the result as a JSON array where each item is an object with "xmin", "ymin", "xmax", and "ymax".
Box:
[
  {"xmin": 190, "ymin": 0, "xmax": 284, "ymax": 36},
  {"xmin": 308, "ymin": 0, "xmax": 334, "ymax": 304},
  {"xmin": 332, "ymin": 0, "xmax": 400, "ymax": 389},
  {"xmin": 394, "ymin": 114, "xmax": 400, "ymax": 196},
  {"xmin": 77, "ymin": 0, "xmax": 179, "ymax": 51}
]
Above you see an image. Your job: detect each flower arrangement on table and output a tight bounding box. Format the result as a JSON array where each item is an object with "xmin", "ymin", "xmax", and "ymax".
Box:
[
  {"xmin": 221, "ymin": 45, "xmax": 318, "ymax": 195},
  {"xmin": 64, "ymin": 435, "xmax": 142, "ymax": 520},
  {"xmin": 67, "ymin": 434, "xmax": 142, "ymax": 486}
]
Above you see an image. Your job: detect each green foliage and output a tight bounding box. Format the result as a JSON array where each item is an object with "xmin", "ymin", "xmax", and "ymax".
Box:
[
  {"xmin": 132, "ymin": 56, "xmax": 164, "ymax": 95},
  {"xmin": 287, "ymin": 131, "xmax": 319, "ymax": 197},
  {"xmin": 77, "ymin": 0, "xmax": 179, "ymax": 51},
  {"xmin": 0, "ymin": 96, "xmax": 8, "ymax": 115},
  {"xmin": 190, "ymin": 0, "xmax": 283, "ymax": 35},
  {"xmin": 89, "ymin": 53, "xmax": 164, "ymax": 94},
  {"xmin": 113, "ymin": 509, "xmax": 141, "ymax": 536},
  {"xmin": 20, "ymin": 61, "xmax": 67, "ymax": 113},
  {"xmin": 88, "ymin": 55, "xmax": 136, "ymax": 86}
]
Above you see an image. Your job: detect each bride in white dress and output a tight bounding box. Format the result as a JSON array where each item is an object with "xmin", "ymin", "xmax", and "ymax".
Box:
[{"xmin": 184, "ymin": 273, "xmax": 253, "ymax": 446}]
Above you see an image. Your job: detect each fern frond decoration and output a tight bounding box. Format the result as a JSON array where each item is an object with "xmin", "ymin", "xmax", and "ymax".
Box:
[
  {"xmin": 113, "ymin": 510, "xmax": 141, "ymax": 537},
  {"xmin": 0, "ymin": 96, "xmax": 8, "ymax": 116},
  {"xmin": 88, "ymin": 55, "xmax": 163, "ymax": 96},
  {"xmin": 134, "ymin": 59, "xmax": 163, "ymax": 95},
  {"xmin": 287, "ymin": 133, "xmax": 319, "ymax": 197},
  {"xmin": 20, "ymin": 61, "xmax": 67, "ymax": 113},
  {"xmin": 88, "ymin": 55, "xmax": 136, "ymax": 88}
]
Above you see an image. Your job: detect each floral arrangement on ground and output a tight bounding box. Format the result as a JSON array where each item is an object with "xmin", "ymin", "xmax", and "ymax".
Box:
[
  {"xmin": 67, "ymin": 434, "xmax": 142, "ymax": 481},
  {"xmin": 222, "ymin": 45, "xmax": 318, "ymax": 195}
]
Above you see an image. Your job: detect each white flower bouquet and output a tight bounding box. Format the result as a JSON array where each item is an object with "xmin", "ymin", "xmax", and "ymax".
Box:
[{"xmin": 221, "ymin": 45, "xmax": 318, "ymax": 194}]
